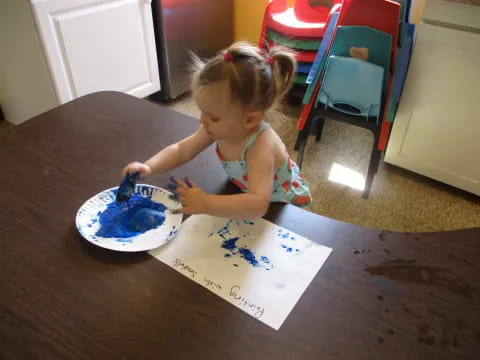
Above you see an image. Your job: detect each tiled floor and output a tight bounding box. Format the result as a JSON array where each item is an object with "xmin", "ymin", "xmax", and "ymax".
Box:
[{"xmin": 148, "ymin": 93, "xmax": 480, "ymax": 232}]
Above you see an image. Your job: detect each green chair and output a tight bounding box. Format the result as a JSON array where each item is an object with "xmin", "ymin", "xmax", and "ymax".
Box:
[{"xmin": 394, "ymin": 0, "xmax": 408, "ymax": 45}]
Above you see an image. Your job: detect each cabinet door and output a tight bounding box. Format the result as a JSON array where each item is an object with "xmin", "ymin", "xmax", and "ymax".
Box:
[
  {"xmin": 30, "ymin": 0, "xmax": 160, "ymax": 103},
  {"xmin": 385, "ymin": 23, "xmax": 480, "ymax": 196}
]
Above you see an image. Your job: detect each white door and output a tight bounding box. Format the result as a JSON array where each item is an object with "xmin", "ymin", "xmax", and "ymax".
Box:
[
  {"xmin": 30, "ymin": 0, "xmax": 160, "ymax": 103},
  {"xmin": 384, "ymin": 23, "xmax": 480, "ymax": 196}
]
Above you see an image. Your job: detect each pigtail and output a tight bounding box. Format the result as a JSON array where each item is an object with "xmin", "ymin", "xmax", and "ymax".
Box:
[
  {"xmin": 189, "ymin": 51, "xmax": 206, "ymax": 93},
  {"xmin": 268, "ymin": 46, "xmax": 296, "ymax": 107}
]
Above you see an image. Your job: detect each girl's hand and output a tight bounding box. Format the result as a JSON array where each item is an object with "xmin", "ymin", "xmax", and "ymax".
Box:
[
  {"xmin": 122, "ymin": 162, "xmax": 152, "ymax": 178},
  {"xmin": 172, "ymin": 177, "xmax": 209, "ymax": 214}
]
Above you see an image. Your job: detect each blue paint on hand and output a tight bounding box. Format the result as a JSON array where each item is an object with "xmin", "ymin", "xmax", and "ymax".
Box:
[
  {"xmin": 116, "ymin": 172, "xmax": 140, "ymax": 203},
  {"xmin": 95, "ymin": 193, "xmax": 167, "ymax": 239}
]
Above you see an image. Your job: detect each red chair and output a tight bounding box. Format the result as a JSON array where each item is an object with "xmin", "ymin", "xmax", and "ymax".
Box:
[
  {"xmin": 338, "ymin": 0, "xmax": 400, "ymax": 68},
  {"xmin": 258, "ymin": 0, "xmax": 342, "ymax": 47}
]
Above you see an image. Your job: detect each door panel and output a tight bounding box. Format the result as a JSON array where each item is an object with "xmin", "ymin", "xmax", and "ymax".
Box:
[{"xmin": 30, "ymin": 0, "xmax": 160, "ymax": 102}]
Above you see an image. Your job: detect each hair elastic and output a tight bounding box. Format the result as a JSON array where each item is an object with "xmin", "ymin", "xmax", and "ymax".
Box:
[{"xmin": 224, "ymin": 52, "xmax": 233, "ymax": 62}]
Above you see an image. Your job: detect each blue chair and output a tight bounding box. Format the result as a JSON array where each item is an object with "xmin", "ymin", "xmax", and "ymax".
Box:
[
  {"xmin": 296, "ymin": 62, "xmax": 313, "ymax": 74},
  {"xmin": 317, "ymin": 56, "xmax": 384, "ymax": 123},
  {"xmin": 386, "ymin": 22, "xmax": 416, "ymax": 123},
  {"xmin": 302, "ymin": 11, "xmax": 340, "ymax": 106}
]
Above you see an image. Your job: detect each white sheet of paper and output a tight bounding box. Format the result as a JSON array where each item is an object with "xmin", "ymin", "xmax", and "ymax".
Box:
[{"xmin": 149, "ymin": 215, "xmax": 332, "ymax": 330}]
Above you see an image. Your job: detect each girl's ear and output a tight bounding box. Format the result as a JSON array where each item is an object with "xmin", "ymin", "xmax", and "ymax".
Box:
[{"xmin": 244, "ymin": 110, "xmax": 263, "ymax": 130}]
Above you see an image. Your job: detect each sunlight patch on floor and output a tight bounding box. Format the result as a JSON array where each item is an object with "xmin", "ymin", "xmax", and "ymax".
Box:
[{"xmin": 328, "ymin": 163, "xmax": 365, "ymax": 191}]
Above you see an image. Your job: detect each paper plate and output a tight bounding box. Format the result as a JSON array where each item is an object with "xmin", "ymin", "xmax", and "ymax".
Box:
[{"xmin": 76, "ymin": 184, "xmax": 182, "ymax": 252}]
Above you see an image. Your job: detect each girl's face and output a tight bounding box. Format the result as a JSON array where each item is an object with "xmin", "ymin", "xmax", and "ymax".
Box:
[{"xmin": 194, "ymin": 81, "xmax": 252, "ymax": 142}]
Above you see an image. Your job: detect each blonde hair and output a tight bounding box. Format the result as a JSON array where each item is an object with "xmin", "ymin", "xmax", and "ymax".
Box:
[{"xmin": 190, "ymin": 41, "xmax": 296, "ymax": 119}]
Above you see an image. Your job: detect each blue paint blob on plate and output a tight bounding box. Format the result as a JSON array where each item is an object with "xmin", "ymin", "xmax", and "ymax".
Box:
[
  {"xmin": 76, "ymin": 184, "xmax": 182, "ymax": 252},
  {"xmin": 127, "ymin": 208, "xmax": 166, "ymax": 232},
  {"xmin": 95, "ymin": 193, "xmax": 167, "ymax": 238}
]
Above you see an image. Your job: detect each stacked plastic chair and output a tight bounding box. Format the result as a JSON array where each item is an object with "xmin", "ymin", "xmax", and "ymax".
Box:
[
  {"xmin": 317, "ymin": 26, "xmax": 392, "ymax": 124},
  {"xmin": 258, "ymin": 0, "xmax": 342, "ymax": 88},
  {"xmin": 293, "ymin": 0, "xmax": 402, "ymax": 198},
  {"xmin": 385, "ymin": 0, "xmax": 416, "ymax": 124}
]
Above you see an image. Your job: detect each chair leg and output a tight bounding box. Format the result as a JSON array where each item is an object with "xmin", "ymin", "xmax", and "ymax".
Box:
[
  {"xmin": 296, "ymin": 136, "xmax": 307, "ymax": 169},
  {"xmin": 314, "ymin": 117, "xmax": 325, "ymax": 143},
  {"xmin": 294, "ymin": 113, "xmax": 314, "ymax": 151},
  {"xmin": 294, "ymin": 111, "xmax": 316, "ymax": 168},
  {"xmin": 362, "ymin": 133, "xmax": 382, "ymax": 199}
]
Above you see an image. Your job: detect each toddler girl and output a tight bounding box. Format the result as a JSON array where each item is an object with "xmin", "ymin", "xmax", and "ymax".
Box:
[{"xmin": 122, "ymin": 42, "xmax": 312, "ymax": 219}]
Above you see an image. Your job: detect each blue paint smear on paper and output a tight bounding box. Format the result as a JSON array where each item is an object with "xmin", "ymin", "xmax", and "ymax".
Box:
[
  {"xmin": 238, "ymin": 247, "xmax": 258, "ymax": 266},
  {"xmin": 213, "ymin": 220, "xmax": 273, "ymax": 270},
  {"xmin": 277, "ymin": 229, "xmax": 296, "ymax": 241},
  {"xmin": 281, "ymin": 244, "xmax": 300, "ymax": 253},
  {"xmin": 94, "ymin": 193, "xmax": 167, "ymax": 239},
  {"xmin": 221, "ymin": 236, "xmax": 240, "ymax": 251}
]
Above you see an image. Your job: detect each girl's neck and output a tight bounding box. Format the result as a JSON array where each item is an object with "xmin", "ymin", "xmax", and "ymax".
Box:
[{"xmin": 219, "ymin": 123, "xmax": 261, "ymax": 146}]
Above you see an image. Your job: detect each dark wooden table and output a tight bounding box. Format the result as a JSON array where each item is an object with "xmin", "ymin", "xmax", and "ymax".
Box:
[{"xmin": 1, "ymin": 91, "xmax": 479, "ymax": 360}]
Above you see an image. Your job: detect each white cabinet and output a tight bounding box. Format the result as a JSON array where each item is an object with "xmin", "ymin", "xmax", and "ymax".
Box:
[
  {"xmin": 0, "ymin": 0, "xmax": 160, "ymax": 125},
  {"xmin": 384, "ymin": 1, "xmax": 480, "ymax": 196}
]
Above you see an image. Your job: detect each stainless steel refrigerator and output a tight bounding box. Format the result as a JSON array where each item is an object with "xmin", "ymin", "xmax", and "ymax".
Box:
[{"xmin": 151, "ymin": 0, "xmax": 233, "ymax": 99}]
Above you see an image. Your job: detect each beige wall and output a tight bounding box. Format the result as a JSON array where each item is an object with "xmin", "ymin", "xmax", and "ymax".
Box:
[{"xmin": 411, "ymin": 0, "xmax": 427, "ymax": 24}]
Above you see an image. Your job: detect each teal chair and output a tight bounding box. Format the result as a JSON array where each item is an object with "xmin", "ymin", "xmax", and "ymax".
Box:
[
  {"xmin": 394, "ymin": 0, "xmax": 408, "ymax": 45},
  {"xmin": 317, "ymin": 56, "xmax": 384, "ymax": 123},
  {"xmin": 320, "ymin": 26, "xmax": 392, "ymax": 93},
  {"xmin": 316, "ymin": 26, "xmax": 392, "ymax": 122}
]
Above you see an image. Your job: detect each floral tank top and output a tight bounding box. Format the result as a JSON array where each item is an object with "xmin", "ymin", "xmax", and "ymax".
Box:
[{"xmin": 215, "ymin": 123, "xmax": 312, "ymax": 207}]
